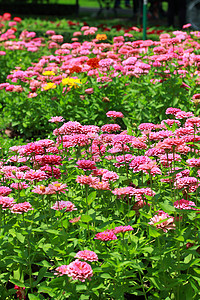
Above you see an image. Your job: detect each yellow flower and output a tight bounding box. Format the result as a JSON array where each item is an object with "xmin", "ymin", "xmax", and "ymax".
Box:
[
  {"xmin": 43, "ymin": 82, "xmax": 56, "ymax": 91},
  {"xmin": 62, "ymin": 77, "xmax": 82, "ymax": 89},
  {"xmin": 96, "ymin": 34, "xmax": 107, "ymax": 41},
  {"xmin": 42, "ymin": 71, "xmax": 55, "ymax": 76}
]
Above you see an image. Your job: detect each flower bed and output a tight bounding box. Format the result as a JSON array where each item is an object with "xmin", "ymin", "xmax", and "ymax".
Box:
[
  {"xmin": 1, "ymin": 13, "xmax": 200, "ymax": 299},
  {"xmin": 1, "ymin": 106, "xmax": 200, "ymax": 299},
  {"xmin": 0, "ymin": 14, "xmax": 199, "ymax": 138}
]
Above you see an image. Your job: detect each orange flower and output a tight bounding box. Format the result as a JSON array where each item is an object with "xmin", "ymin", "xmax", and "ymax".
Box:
[{"xmin": 96, "ymin": 34, "xmax": 107, "ymax": 41}]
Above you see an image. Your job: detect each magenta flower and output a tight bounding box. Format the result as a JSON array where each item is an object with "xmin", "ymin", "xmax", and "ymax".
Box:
[
  {"xmin": 94, "ymin": 230, "xmax": 117, "ymax": 241},
  {"xmin": 106, "ymin": 111, "xmax": 124, "ymax": 118},
  {"xmin": 101, "ymin": 124, "xmax": 121, "ymax": 133},
  {"xmin": 174, "ymin": 199, "xmax": 197, "ymax": 210},
  {"xmin": 75, "ymin": 250, "xmax": 98, "ymax": 262},
  {"xmin": 113, "ymin": 225, "xmax": 134, "ymax": 234},
  {"xmin": 76, "ymin": 160, "xmax": 96, "ymax": 171},
  {"xmin": 55, "ymin": 259, "xmax": 93, "ymax": 282}
]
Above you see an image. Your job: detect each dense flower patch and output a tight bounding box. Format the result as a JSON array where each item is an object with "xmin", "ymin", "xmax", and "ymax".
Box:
[
  {"xmin": 1, "ymin": 12, "xmax": 200, "ymax": 299},
  {"xmin": 1, "ymin": 105, "xmax": 200, "ymax": 299},
  {"xmin": 0, "ymin": 14, "xmax": 200, "ymax": 138}
]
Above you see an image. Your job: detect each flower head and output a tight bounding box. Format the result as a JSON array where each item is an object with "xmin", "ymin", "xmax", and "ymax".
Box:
[
  {"xmin": 55, "ymin": 259, "xmax": 93, "ymax": 282},
  {"xmin": 94, "ymin": 230, "xmax": 117, "ymax": 241},
  {"xmin": 75, "ymin": 250, "xmax": 98, "ymax": 262}
]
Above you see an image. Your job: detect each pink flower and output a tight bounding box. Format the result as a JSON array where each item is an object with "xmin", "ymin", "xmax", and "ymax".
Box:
[
  {"xmin": 10, "ymin": 202, "xmax": 33, "ymax": 214},
  {"xmin": 49, "ymin": 116, "xmax": 65, "ymax": 123},
  {"xmin": 56, "ymin": 121, "xmax": 82, "ymax": 135},
  {"xmin": 35, "ymin": 155, "xmax": 62, "ymax": 166},
  {"xmin": 113, "ymin": 225, "xmax": 134, "ymax": 234},
  {"xmin": 174, "ymin": 176, "xmax": 199, "ymax": 192},
  {"xmin": 101, "ymin": 124, "xmax": 121, "ymax": 133},
  {"xmin": 175, "ymin": 111, "xmax": 194, "ymax": 119},
  {"xmin": 132, "ymin": 187, "xmax": 155, "ymax": 201},
  {"xmin": 75, "ymin": 250, "xmax": 98, "ymax": 262},
  {"xmin": 90, "ymin": 181, "xmax": 110, "ymax": 190},
  {"xmin": 94, "ymin": 230, "xmax": 117, "ymax": 241},
  {"xmin": 46, "ymin": 30, "xmax": 56, "ymax": 36},
  {"xmin": 149, "ymin": 210, "xmax": 175, "ymax": 232},
  {"xmin": 112, "ymin": 186, "xmax": 135, "ymax": 197},
  {"xmin": 85, "ymin": 88, "xmax": 94, "ymax": 94},
  {"xmin": 114, "ymin": 154, "xmax": 134, "ymax": 167},
  {"xmin": 55, "ymin": 259, "xmax": 93, "ymax": 282},
  {"xmin": 76, "ymin": 160, "xmax": 96, "ymax": 171},
  {"xmin": 47, "ymin": 182, "xmax": 68, "ymax": 193},
  {"xmin": 0, "ymin": 186, "xmax": 12, "ymax": 196},
  {"xmin": 51, "ymin": 35, "xmax": 63, "ymax": 43},
  {"xmin": 69, "ymin": 216, "xmax": 81, "ymax": 223},
  {"xmin": 102, "ymin": 171, "xmax": 119, "ymax": 182},
  {"xmin": 129, "ymin": 156, "xmax": 151, "ymax": 173},
  {"xmin": 106, "ymin": 111, "xmax": 124, "ymax": 118},
  {"xmin": 0, "ymin": 196, "xmax": 15, "ymax": 209},
  {"xmin": 24, "ymin": 170, "xmax": 47, "ymax": 182},
  {"xmin": 174, "ymin": 199, "xmax": 197, "ymax": 210},
  {"xmin": 183, "ymin": 23, "xmax": 191, "ymax": 29},
  {"xmin": 138, "ymin": 123, "xmax": 155, "ymax": 131},
  {"xmin": 76, "ymin": 175, "xmax": 99, "ymax": 186},
  {"xmin": 11, "ymin": 182, "xmax": 29, "ymax": 190},
  {"xmin": 186, "ymin": 158, "xmax": 200, "ymax": 168},
  {"xmin": 51, "ymin": 201, "xmax": 76, "ymax": 212},
  {"xmin": 165, "ymin": 107, "xmax": 182, "ymax": 115}
]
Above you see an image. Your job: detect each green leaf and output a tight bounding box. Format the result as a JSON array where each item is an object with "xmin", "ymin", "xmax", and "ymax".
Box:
[
  {"xmin": 15, "ymin": 232, "xmax": 25, "ymax": 243},
  {"xmin": 100, "ymin": 273, "xmax": 112, "ymax": 279},
  {"xmin": 149, "ymin": 226, "xmax": 161, "ymax": 238},
  {"xmin": 28, "ymin": 294, "xmax": 40, "ymax": 300},
  {"xmin": 139, "ymin": 211, "xmax": 152, "ymax": 219},
  {"xmin": 9, "ymin": 278, "xmax": 25, "ymax": 287},
  {"xmin": 81, "ymin": 214, "xmax": 93, "ymax": 223},
  {"xmin": 87, "ymin": 191, "xmax": 96, "ymax": 205},
  {"xmin": 38, "ymin": 286, "xmax": 55, "ymax": 297},
  {"xmin": 159, "ymin": 201, "xmax": 175, "ymax": 213}
]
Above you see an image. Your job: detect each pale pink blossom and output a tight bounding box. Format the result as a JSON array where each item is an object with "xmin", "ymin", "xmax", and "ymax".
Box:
[{"xmin": 75, "ymin": 250, "xmax": 98, "ymax": 262}]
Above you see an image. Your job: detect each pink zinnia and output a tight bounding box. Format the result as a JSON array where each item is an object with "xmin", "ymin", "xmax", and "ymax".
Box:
[
  {"xmin": 10, "ymin": 202, "xmax": 33, "ymax": 214},
  {"xmin": 106, "ymin": 111, "xmax": 124, "ymax": 119},
  {"xmin": 174, "ymin": 199, "xmax": 197, "ymax": 210},
  {"xmin": 165, "ymin": 107, "xmax": 182, "ymax": 115},
  {"xmin": 76, "ymin": 160, "xmax": 96, "ymax": 171},
  {"xmin": 149, "ymin": 210, "xmax": 175, "ymax": 232},
  {"xmin": 76, "ymin": 175, "xmax": 99, "ymax": 186},
  {"xmin": 0, "ymin": 196, "xmax": 15, "ymax": 209},
  {"xmin": 24, "ymin": 170, "xmax": 47, "ymax": 181},
  {"xmin": 113, "ymin": 225, "xmax": 134, "ymax": 234},
  {"xmin": 94, "ymin": 230, "xmax": 117, "ymax": 241},
  {"xmin": 51, "ymin": 200, "xmax": 76, "ymax": 211},
  {"xmin": 101, "ymin": 124, "xmax": 121, "ymax": 133},
  {"xmin": 47, "ymin": 182, "xmax": 68, "ymax": 193},
  {"xmin": 49, "ymin": 116, "xmax": 65, "ymax": 123},
  {"xmin": 102, "ymin": 171, "xmax": 119, "ymax": 182},
  {"xmin": 175, "ymin": 111, "xmax": 194, "ymax": 119},
  {"xmin": 0, "ymin": 186, "xmax": 12, "ymax": 196},
  {"xmin": 112, "ymin": 186, "xmax": 135, "ymax": 197},
  {"xmin": 56, "ymin": 259, "xmax": 93, "ymax": 282},
  {"xmin": 75, "ymin": 250, "xmax": 98, "ymax": 262},
  {"xmin": 51, "ymin": 35, "xmax": 63, "ymax": 43}
]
